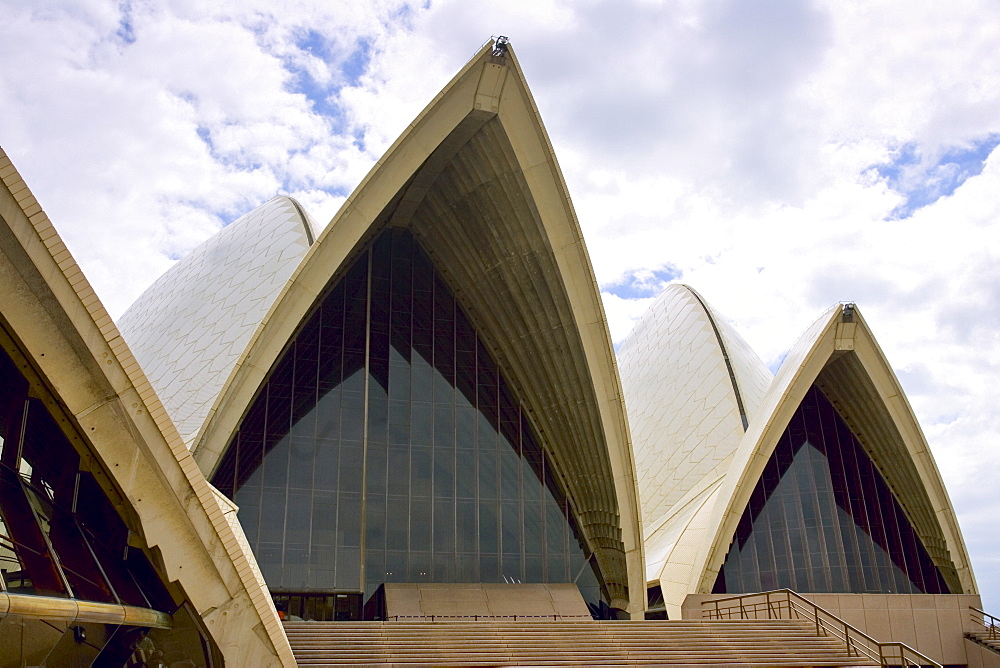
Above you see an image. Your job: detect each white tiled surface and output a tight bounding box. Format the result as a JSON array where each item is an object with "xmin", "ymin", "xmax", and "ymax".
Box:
[
  {"xmin": 618, "ymin": 284, "xmax": 773, "ymax": 559},
  {"xmin": 118, "ymin": 197, "xmax": 313, "ymax": 446},
  {"xmin": 643, "ymin": 478, "xmax": 722, "ymax": 580}
]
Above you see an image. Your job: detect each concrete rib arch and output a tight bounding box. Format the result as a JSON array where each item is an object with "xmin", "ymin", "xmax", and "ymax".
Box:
[
  {"xmin": 191, "ymin": 42, "xmax": 645, "ymax": 615},
  {"xmin": 697, "ymin": 303, "xmax": 976, "ymax": 598}
]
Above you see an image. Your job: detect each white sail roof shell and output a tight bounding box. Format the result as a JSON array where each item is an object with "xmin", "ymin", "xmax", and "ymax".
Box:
[
  {"xmin": 118, "ymin": 196, "xmax": 314, "ymax": 446},
  {"xmin": 623, "ymin": 297, "xmax": 977, "ymax": 617},
  {"xmin": 617, "ymin": 284, "xmax": 772, "ymax": 587},
  {"xmin": 696, "ymin": 304, "xmax": 977, "ymax": 600}
]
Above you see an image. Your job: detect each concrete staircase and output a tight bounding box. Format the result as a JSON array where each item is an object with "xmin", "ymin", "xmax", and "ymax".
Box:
[
  {"xmin": 285, "ymin": 619, "xmax": 878, "ymax": 666},
  {"xmin": 965, "ymin": 629, "xmax": 1000, "ymax": 655}
]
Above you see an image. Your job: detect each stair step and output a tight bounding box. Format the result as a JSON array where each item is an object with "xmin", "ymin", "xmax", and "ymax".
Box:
[{"xmin": 285, "ymin": 619, "xmax": 876, "ymax": 666}]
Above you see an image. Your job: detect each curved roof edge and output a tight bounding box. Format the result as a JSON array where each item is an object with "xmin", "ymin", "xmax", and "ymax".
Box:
[
  {"xmin": 286, "ymin": 196, "xmax": 318, "ymax": 244},
  {"xmin": 118, "ymin": 195, "xmax": 315, "ymax": 445},
  {"xmin": 689, "ymin": 286, "xmax": 773, "ymax": 426},
  {"xmin": 686, "ymin": 287, "xmax": 752, "ymax": 430},
  {"xmin": 618, "ymin": 284, "xmax": 771, "ymax": 542},
  {"xmin": 0, "ymin": 146, "xmax": 295, "ymax": 665},
  {"xmin": 619, "ymin": 283, "xmax": 773, "ymax": 617},
  {"xmin": 191, "ymin": 41, "xmax": 645, "ymax": 614},
  {"xmin": 650, "ymin": 480, "xmax": 724, "ymax": 620},
  {"xmin": 692, "ymin": 303, "xmax": 976, "ymax": 599}
]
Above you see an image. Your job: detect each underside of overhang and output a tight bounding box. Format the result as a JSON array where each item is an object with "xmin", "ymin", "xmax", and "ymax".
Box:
[
  {"xmin": 815, "ymin": 351, "xmax": 963, "ymax": 593},
  {"xmin": 322, "ymin": 113, "xmax": 629, "ymax": 607},
  {"xmin": 406, "ymin": 116, "xmax": 627, "ymax": 604},
  {"xmin": 697, "ymin": 305, "xmax": 975, "ymax": 598}
]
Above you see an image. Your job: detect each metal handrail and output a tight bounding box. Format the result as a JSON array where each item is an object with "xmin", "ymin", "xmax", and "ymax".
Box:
[
  {"xmin": 970, "ymin": 607, "xmax": 1000, "ymax": 640},
  {"xmin": 387, "ymin": 614, "xmax": 595, "ymax": 621},
  {"xmin": 703, "ymin": 589, "xmax": 942, "ymax": 668}
]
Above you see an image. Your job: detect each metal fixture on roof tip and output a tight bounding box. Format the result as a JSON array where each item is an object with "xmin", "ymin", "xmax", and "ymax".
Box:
[
  {"xmin": 842, "ymin": 302, "xmax": 855, "ymax": 322},
  {"xmin": 492, "ymin": 36, "xmax": 510, "ymax": 57}
]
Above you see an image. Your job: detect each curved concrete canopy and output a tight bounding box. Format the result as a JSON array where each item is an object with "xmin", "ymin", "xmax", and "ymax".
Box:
[
  {"xmin": 118, "ymin": 197, "xmax": 314, "ymax": 446},
  {"xmin": 191, "ymin": 43, "xmax": 644, "ymax": 614},
  {"xmin": 0, "ymin": 147, "xmax": 295, "ymax": 665},
  {"xmin": 696, "ymin": 303, "xmax": 976, "ymax": 599}
]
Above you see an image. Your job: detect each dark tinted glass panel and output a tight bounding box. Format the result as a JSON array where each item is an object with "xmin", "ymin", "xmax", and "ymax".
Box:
[
  {"xmin": 714, "ymin": 385, "xmax": 951, "ymax": 595},
  {"xmin": 0, "ymin": 344, "xmax": 174, "ymax": 611},
  {"xmin": 0, "ymin": 465, "xmax": 65, "ymax": 597},
  {"xmin": 213, "ymin": 229, "xmax": 602, "ymax": 608}
]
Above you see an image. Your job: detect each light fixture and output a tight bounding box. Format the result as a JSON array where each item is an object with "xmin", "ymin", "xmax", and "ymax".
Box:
[{"xmin": 492, "ymin": 36, "xmax": 510, "ymax": 57}]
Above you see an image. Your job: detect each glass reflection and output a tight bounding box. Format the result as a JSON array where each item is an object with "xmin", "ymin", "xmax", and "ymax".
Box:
[
  {"xmin": 714, "ymin": 385, "xmax": 951, "ymax": 595},
  {"xmin": 0, "ymin": 341, "xmax": 176, "ymax": 611},
  {"xmin": 214, "ymin": 228, "xmax": 601, "ymax": 610}
]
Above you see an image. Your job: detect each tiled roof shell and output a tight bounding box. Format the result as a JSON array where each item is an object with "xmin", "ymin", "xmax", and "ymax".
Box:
[{"xmin": 118, "ymin": 197, "xmax": 314, "ymax": 445}]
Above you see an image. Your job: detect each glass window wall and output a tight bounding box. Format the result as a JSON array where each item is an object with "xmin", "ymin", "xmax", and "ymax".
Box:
[
  {"xmin": 714, "ymin": 385, "xmax": 951, "ymax": 594},
  {"xmin": 212, "ymin": 229, "xmax": 603, "ymax": 614}
]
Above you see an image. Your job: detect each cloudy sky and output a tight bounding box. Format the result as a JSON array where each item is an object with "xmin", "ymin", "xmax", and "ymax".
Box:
[{"xmin": 2, "ymin": 0, "xmax": 998, "ymax": 610}]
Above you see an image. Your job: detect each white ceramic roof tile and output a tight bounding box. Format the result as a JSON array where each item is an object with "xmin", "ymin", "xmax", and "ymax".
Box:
[{"xmin": 118, "ymin": 197, "xmax": 313, "ymax": 446}]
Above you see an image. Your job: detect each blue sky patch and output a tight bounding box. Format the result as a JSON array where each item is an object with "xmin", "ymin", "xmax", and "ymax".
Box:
[
  {"xmin": 196, "ymin": 126, "xmax": 213, "ymax": 150},
  {"xmin": 284, "ymin": 34, "xmax": 374, "ymax": 130},
  {"xmin": 874, "ymin": 134, "xmax": 1000, "ymax": 219},
  {"xmin": 353, "ymin": 128, "xmax": 367, "ymax": 153},
  {"xmin": 769, "ymin": 351, "xmax": 788, "ymax": 374},
  {"xmin": 603, "ymin": 267, "xmax": 681, "ymax": 300},
  {"xmin": 115, "ymin": 1, "xmax": 137, "ymax": 45},
  {"xmin": 390, "ymin": 2, "xmax": 425, "ymax": 29},
  {"xmin": 340, "ymin": 38, "xmax": 373, "ymax": 86},
  {"xmin": 297, "ymin": 30, "xmax": 331, "ymax": 60},
  {"xmin": 294, "ymin": 73, "xmax": 341, "ymax": 120}
]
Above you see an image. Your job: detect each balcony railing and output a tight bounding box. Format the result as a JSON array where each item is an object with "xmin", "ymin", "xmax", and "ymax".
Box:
[
  {"xmin": 702, "ymin": 589, "xmax": 941, "ymax": 668},
  {"xmin": 970, "ymin": 606, "xmax": 1000, "ymax": 640}
]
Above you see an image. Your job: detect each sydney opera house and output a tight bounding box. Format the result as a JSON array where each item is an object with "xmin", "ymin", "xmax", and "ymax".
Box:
[{"xmin": 0, "ymin": 39, "xmax": 995, "ymax": 666}]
